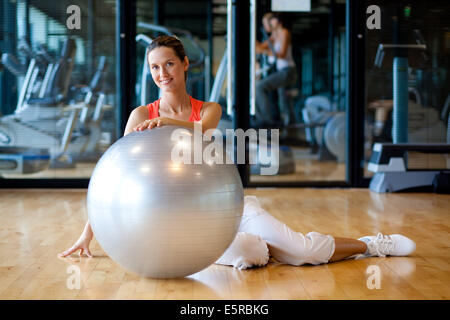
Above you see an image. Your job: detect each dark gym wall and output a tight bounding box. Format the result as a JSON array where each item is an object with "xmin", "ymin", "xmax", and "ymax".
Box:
[{"xmin": 0, "ymin": 0, "xmax": 17, "ymax": 116}]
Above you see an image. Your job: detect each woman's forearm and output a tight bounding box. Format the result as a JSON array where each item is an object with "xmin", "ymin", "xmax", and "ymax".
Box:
[
  {"xmin": 167, "ymin": 118, "xmax": 196, "ymax": 130},
  {"xmin": 82, "ymin": 220, "xmax": 93, "ymax": 238},
  {"xmin": 166, "ymin": 118, "xmax": 213, "ymax": 134},
  {"xmin": 256, "ymin": 40, "xmax": 269, "ymax": 50}
]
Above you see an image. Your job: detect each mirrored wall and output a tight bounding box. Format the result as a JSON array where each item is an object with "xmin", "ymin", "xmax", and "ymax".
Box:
[
  {"xmin": 363, "ymin": 0, "xmax": 450, "ymax": 179},
  {"xmin": 248, "ymin": 0, "xmax": 348, "ymax": 184},
  {"xmin": 0, "ymin": 0, "xmax": 118, "ymax": 179}
]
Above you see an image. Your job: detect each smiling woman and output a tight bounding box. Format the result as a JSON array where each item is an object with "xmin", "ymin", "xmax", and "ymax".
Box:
[
  {"xmin": 58, "ymin": 35, "xmax": 223, "ymax": 259},
  {"xmin": 59, "ymin": 35, "xmax": 416, "ymax": 277},
  {"xmin": 124, "ymin": 35, "xmax": 222, "ymax": 135}
]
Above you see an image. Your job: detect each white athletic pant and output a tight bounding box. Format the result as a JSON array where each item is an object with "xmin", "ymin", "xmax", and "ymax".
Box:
[{"xmin": 215, "ymin": 196, "xmax": 336, "ymax": 269}]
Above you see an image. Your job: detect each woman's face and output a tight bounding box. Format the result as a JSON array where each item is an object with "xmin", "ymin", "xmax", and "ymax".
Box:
[
  {"xmin": 262, "ymin": 17, "xmax": 272, "ymax": 33},
  {"xmin": 147, "ymin": 46, "xmax": 189, "ymax": 92},
  {"xmin": 269, "ymin": 17, "xmax": 280, "ymax": 30}
]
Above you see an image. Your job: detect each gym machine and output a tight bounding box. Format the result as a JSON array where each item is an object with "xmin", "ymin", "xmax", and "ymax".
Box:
[
  {"xmin": 369, "ymin": 143, "xmax": 450, "ymax": 193},
  {"xmin": 368, "ymin": 27, "xmax": 449, "ymax": 193},
  {"xmin": 0, "ymin": 39, "xmax": 111, "ymax": 175}
]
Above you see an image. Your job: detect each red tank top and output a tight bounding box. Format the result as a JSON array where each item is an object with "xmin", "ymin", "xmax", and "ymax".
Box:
[{"xmin": 146, "ymin": 96, "xmax": 203, "ymax": 122}]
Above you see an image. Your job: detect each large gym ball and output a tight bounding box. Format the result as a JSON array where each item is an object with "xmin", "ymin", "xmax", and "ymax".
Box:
[{"xmin": 87, "ymin": 126, "xmax": 244, "ymax": 278}]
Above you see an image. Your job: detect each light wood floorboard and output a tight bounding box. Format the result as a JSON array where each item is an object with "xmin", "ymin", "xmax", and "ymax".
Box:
[{"xmin": 0, "ymin": 188, "xmax": 448, "ymax": 299}]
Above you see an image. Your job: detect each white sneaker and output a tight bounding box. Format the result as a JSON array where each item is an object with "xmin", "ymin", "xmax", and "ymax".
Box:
[{"xmin": 358, "ymin": 233, "xmax": 416, "ymax": 257}]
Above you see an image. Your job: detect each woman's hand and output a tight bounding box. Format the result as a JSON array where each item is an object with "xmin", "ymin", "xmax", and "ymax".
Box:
[
  {"xmin": 58, "ymin": 232, "xmax": 93, "ymax": 258},
  {"xmin": 133, "ymin": 117, "xmax": 173, "ymax": 132}
]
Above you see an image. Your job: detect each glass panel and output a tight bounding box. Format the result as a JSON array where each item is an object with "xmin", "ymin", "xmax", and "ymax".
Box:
[
  {"xmin": 364, "ymin": 1, "xmax": 450, "ymax": 179},
  {"xmin": 0, "ymin": 0, "xmax": 118, "ymax": 179},
  {"xmin": 249, "ymin": 0, "xmax": 348, "ymax": 183}
]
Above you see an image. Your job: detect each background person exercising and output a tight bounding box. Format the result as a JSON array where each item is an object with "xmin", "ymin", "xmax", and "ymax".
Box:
[{"xmin": 255, "ymin": 13, "xmax": 297, "ymax": 127}]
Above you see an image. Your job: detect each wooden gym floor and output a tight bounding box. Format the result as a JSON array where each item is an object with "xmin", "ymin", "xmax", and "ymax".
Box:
[{"xmin": 0, "ymin": 188, "xmax": 448, "ymax": 300}]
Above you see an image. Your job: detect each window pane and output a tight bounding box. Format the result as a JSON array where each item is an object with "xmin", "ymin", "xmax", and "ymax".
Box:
[
  {"xmin": 0, "ymin": 0, "xmax": 118, "ymax": 179},
  {"xmin": 249, "ymin": 0, "xmax": 348, "ymax": 183},
  {"xmin": 364, "ymin": 1, "xmax": 450, "ymax": 179}
]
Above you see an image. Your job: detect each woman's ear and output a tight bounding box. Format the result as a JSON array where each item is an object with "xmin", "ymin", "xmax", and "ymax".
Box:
[{"xmin": 184, "ymin": 56, "xmax": 189, "ymax": 72}]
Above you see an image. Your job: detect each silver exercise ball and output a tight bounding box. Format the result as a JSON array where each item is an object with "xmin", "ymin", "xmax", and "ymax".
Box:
[{"xmin": 87, "ymin": 126, "xmax": 244, "ymax": 278}]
